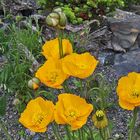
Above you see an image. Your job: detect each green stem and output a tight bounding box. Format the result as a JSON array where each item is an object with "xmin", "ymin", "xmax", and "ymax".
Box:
[
  {"xmin": 27, "ymin": 92, "xmax": 33, "ymax": 99},
  {"xmin": 52, "ymin": 123, "xmax": 62, "ymax": 140},
  {"xmin": 79, "ymin": 79, "xmax": 88, "ymax": 99},
  {"xmin": 99, "ymin": 129, "xmax": 105, "ymax": 140},
  {"xmin": 72, "ymin": 131, "xmax": 75, "ymax": 139},
  {"xmin": 78, "ymin": 129, "xmax": 82, "ymax": 140},
  {"xmin": 128, "ymin": 108, "xmax": 138, "ymax": 140},
  {"xmin": 45, "ymin": 133, "xmax": 49, "ymax": 140},
  {"xmin": 0, "ymin": 120, "xmax": 12, "ymax": 140},
  {"xmin": 88, "ymin": 126, "xmax": 94, "ymax": 140},
  {"xmin": 103, "ymin": 128, "xmax": 108, "ymax": 140},
  {"xmin": 106, "ymin": 127, "xmax": 111, "ymax": 139},
  {"xmin": 63, "ymin": 81, "xmax": 70, "ymax": 93},
  {"xmin": 58, "ymin": 29, "xmax": 63, "ymax": 58},
  {"xmin": 65, "ymin": 125, "xmax": 72, "ymax": 140},
  {"xmin": 81, "ymin": 128, "xmax": 85, "ymax": 140}
]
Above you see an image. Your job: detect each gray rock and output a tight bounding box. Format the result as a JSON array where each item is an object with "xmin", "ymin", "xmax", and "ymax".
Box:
[
  {"xmin": 113, "ymin": 49, "xmax": 140, "ymax": 76},
  {"xmin": 98, "ymin": 51, "xmax": 115, "ymax": 66},
  {"xmin": 107, "ymin": 9, "xmax": 140, "ymax": 52},
  {"xmin": 4, "ymin": 0, "xmax": 37, "ymax": 16}
]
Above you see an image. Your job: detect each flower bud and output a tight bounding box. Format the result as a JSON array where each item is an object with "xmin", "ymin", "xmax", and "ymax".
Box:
[
  {"xmin": 58, "ymin": 12, "xmax": 67, "ymax": 29},
  {"xmin": 13, "ymin": 98, "xmax": 20, "ymax": 105},
  {"xmin": 92, "ymin": 110, "xmax": 108, "ymax": 129},
  {"xmin": 46, "ymin": 8, "xmax": 67, "ymax": 29},
  {"xmin": 15, "ymin": 15, "xmax": 23, "ymax": 22},
  {"xmin": 46, "ymin": 13, "xmax": 59, "ymax": 27},
  {"xmin": 28, "ymin": 77, "xmax": 40, "ymax": 90},
  {"xmin": 53, "ymin": 7, "xmax": 62, "ymax": 13}
]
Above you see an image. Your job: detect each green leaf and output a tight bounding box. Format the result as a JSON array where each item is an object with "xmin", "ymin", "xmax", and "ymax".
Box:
[
  {"xmin": 0, "ymin": 95, "xmax": 7, "ymax": 117},
  {"xmin": 93, "ymin": 132, "xmax": 101, "ymax": 140}
]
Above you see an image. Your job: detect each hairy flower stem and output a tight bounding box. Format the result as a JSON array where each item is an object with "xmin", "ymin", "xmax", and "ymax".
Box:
[
  {"xmin": 106, "ymin": 127, "xmax": 111, "ymax": 139},
  {"xmin": 128, "ymin": 108, "xmax": 138, "ymax": 140},
  {"xmin": 79, "ymin": 129, "xmax": 84, "ymax": 140},
  {"xmin": 0, "ymin": 120, "xmax": 12, "ymax": 140},
  {"xmin": 63, "ymin": 81, "xmax": 70, "ymax": 93},
  {"xmin": 99, "ymin": 129, "xmax": 105, "ymax": 140},
  {"xmin": 52, "ymin": 123, "xmax": 62, "ymax": 140},
  {"xmin": 88, "ymin": 127, "xmax": 94, "ymax": 140},
  {"xmin": 58, "ymin": 29, "xmax": 63, "ymax": 58},
  {"xmin": 65, "ymin": 125, "xmax": 72, "ymax": 140},
  {"xmin": 104, "ymin": 128, "xmax": 109, "ymax": 140}
]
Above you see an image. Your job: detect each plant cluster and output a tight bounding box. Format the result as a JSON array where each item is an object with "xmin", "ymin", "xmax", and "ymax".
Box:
[
  {"xmin": 37, "ymin": 0, "xmax": 125, "ymax": 24},
  {"xmin": 15, "ymin": 8, "xmax": 140, "ymax": 140},
  {"xmin": 0, "ymin": 21, "xmax": 42, "ymax": 113}
]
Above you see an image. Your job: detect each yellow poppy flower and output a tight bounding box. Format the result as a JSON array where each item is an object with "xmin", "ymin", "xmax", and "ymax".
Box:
[
  {"xmin": 54, "ymin": 93, "xmax": 93, "ymax": 130},
  {"xmin": 117, "ymin": 72, "xmax": 140, "ymax": 110},
  {"xmin": 62, "ymin": 52, "xmax": 98, "ymax": 79},
  {"xmin": 19, "ymin": 97, "xmax": 55, "ymax": 132},
  {"xmin": 42, "ymin": 38, "xmax": 73, "ymax": 59},
  {"xmin": 92, "ymin": 110, "xmax": 108, "ymax": 129},
  {"xmin": 35, "ymin": 58, "xmax": 68, "ymax": 89}
]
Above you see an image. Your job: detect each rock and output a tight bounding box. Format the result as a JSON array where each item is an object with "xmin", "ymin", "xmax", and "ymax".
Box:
[
  {"xmin": 128, "ymin": 5, "xmax": 140, "ymax": 15},
  {"xmin": 107, "ymin": 9, "xmax": 140, "ymax": 52},
  {"xmin": 4, "ymin": 0, "xmax": 37, "ymax": 16},
  {"xmin": 66, "ymin": 19, "xmax": 100, "ymax": 33},
  {"xmin": 98, "ymin": 51, "xmax": 115, "ymax": 66},
  {"xmin": 76, "ymin": 26, "xmax": 111, "ymax": 51},
  {"xmin": 113, "ymin": 9, "xmax": 140, "ymax": 20},
  {"xmin": 113, "ymin": 48, "xmax": 140, "ymax": 76}
]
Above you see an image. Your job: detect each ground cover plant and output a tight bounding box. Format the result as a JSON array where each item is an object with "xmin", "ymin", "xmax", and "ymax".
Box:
[
  {"xmin": 1, "ymin": 1, "xmax": 140, "ymax": 140},
  {"xmin": 37, "ymin": 0, "xmax": 125, "ymax": 24},
  {"xmin": 36, "ymin": 0, "xmax": 140, "ymax": 25}
]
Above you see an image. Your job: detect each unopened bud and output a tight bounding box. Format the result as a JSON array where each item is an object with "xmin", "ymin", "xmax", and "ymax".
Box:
[
  {"xmin": 46, "ymin": 8, "xmax": 67, "ymax": 29},
  {"xmin": 46, "ymin": 13, "xmax": 59, "ymax": 27},
  {"xmin": 58, "ymin": 12, "xmax": 67, "ymax": 29},
  {"xmin": 16, "ymin": 15, "xmax": 23, "ymax": 22},
  {"xmin": 28, "ymin": 77, "xmax": 40, "ymax": 90},
  {"xmin": 53, "ymin": 7, "xmax": 62, "ymax": 13},
  {"xmin": 13, "ymin": 98, "xmax": 20, "ymax": 105}
]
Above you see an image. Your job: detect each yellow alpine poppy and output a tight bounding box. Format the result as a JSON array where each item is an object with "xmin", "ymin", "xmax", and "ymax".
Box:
[
  {"xmin": 54, "ymin": 93, "xmax": 93, "ymax": 130},
  {"xmin": 62, "ymin": 52, "xmax": 98, "ymax": 79},
  {"xmin": 117, "ymin": 72, "xmax": 140, "ymax": 110},
  {"xmin": 19, "ymin": 97, "xmax": 55, "ymax": 132},
  {"xmin": 35, "ymin": 58, "xmax": 68, "ymax": 89},
  {"xmin": 42, "ymin": 38, "xmax": 73, "ymax": 59}
]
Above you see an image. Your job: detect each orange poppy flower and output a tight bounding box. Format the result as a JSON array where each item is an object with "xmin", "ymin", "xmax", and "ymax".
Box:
[
  {"xmin": 19, "ymin": 97, "xmax": 55, "ymax": 132},
  {"xmin": 62, "ymin": 52, "xmax": 98, "ymax": 79},
  {"xmin": 42, "ymin": 38, "xmax": 73, "ymax": 59},
  {"xmin": 117, "ymin": 72, "xmax": 140, "ymax": 110},
  {"xmin": 54, "ymin": 93, "xmax": 93, "ymax": 130},
  {"xmin": 35, "ymin": 58, "xmax": 68, "ymax": 89}
]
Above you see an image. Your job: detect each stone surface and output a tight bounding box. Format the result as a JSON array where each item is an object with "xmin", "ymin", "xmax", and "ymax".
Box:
[
  {"xmin": 113, "ymin": 48, "xmax": 140, "ymax": 76},
  {"xmin": 4, "ymin": 0, "xmax": 37, "ymax": 16},
  {"xmin": 98, "ymin": 51, "xmax": 115, "ymax": 66},
  {"xmin": 107, "ymin": 9, "xmax": 140, "ymax": 52}
]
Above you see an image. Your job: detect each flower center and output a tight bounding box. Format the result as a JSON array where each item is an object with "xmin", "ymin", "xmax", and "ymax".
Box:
[
  {"xmin": 78, "ymin": 64, "xmax": 87, "ymax": 69},
  {"xmin": 69, "ymin": 111, "xmax": 76, "ymax": 117},
  {"xmin": 95, "ymin": 110, "xmax": 104, "ymax": 121},
  {"xmin": 131, "ymin": 92, "xmax": 140, "ymax": 98},
  {"xmin": 49, "ymin": 72, "xmax": 58, "ymax": 83},
  {"xmin": 33, "ymin": 113, "xmax": 45, "ymax": 126},
  {"xmin": 65, "ymin": 108, "xmax": 78, "ymax": 122}
]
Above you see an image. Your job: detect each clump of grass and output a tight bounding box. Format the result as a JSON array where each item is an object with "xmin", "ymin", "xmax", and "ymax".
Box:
[{"xmin": 0, "ymin": 24, "xmax": 42, "ymax": 112}]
